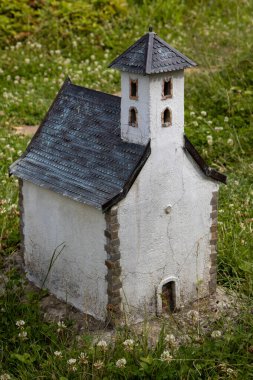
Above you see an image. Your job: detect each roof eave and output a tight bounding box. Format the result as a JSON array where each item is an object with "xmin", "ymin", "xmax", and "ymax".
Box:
[
  {"xmin": 184, "ymin": 135, "xmax": 227, "ymax": 184},
  {"xmin": 154, "ymin": 35, "xmax": 197, "ymax": 68},
  {"xmin": 102, "ymin": 140, "xmax": 151, "ymax": 212}
]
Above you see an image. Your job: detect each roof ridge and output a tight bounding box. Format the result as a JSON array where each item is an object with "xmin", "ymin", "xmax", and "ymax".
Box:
[{"xmin": 145, "ymin": 32, "xmax": 155, "ymax": 74}]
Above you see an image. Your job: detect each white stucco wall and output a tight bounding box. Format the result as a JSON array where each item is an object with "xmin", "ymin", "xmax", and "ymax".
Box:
[
  {"xmin": 118, "ymin": 70, "xmax": 218, "ymax": 318},
  {"xmin": 120, "ymin": 71, "xmax": 184, "ymax": 146},
  {"xmin": 120, "ymin": 72, "xmax": 150, "ymax": 145},
  {"xmin": 118, "ymin": 155, "xmax": 218, "ymax": 318},
  {"xmin": 21, "ymin": 181, "xmax": 107, "ymax": 320}
]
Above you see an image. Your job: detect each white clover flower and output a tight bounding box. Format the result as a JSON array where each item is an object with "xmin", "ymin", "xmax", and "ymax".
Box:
[
  {"xmin": 54, "ymin": 351, "xmax": 62, "ymax": 358},
  {"xmin": 190, "ymin": 111, "xmax": 195, "ymax": 116},
  {"xmin": 93, "ymin": 360, "xmax": 104, "ymax": 370},
  {"xmin": 16, "ymin": 320, "xmax": 25, "ymax": 328},
  {"xmin": 165, "ymin": 334, "xmax": 178, "ymax": 348},
  {"xmin": 165, "ymin": 334, "xmax": 176, "ymax": 343},
  {"xmin": 207, "ymin": 120, "xmax": 213, "ymax": 125},
  {"xmin": 214, "ymin": 126, "xmax": 223, "ymax": 131},
  {"xmin": 218, "ymin": 363, "xmax": 234, "ymax": 375},
  {"xmin": 57, "ymin": 320, "xmax": 67, "ymax": 332},
  {"xmin": 0, "ymin": 68, "xmax": 4, "ymax": 75},
  {"xmin": 57, "ymin": 321, "xmax": 66, "ymax": 328},
  {"xmin": 123, "ymin": 339, "xmax": 134, "ymax": 352},
  {"xmin": 67, "ymin": 358, "xmax": 77, "ymax": 365},
  {"xmin": 211, "ymin": 330, "xmax": 222, "ymax": 338},
  {"xmin": 201, "ymin": 111, "xmax": 207, "ymax": 116},
  {"xmin": 207, "ymin": 135, "xmax": 213, "ymax": 146},
  {"xmin": 18, "ymin": 331, "xmax": 27, "ymax": 339},
  {"xmin": 193, "ymin": 121, "xmax": 198, "ymax": 127},
  {"xmin": 55, "ymin": 50, "xmax": 61, "ymax": 55},
  {"xmin": 160, "ymin": 350, "xmax": 173, "ymax": 363},
  {"xmin": 71, "ymin": 366, "xmax": 77, "ymax": 372},
  {"xmin": 0, "ymin": 374, "xmax": 11, "ymax": 380},
  {"xmin": 79, "ymin": 352, "xmax": 88, "ymax": 364},
  {"xmin": 24, "ymin": 58, "xmax": 30, "ymax": 64},
  {"xmin": 224, "ymin": 116, "xmax": 229, "ymax": 122},
  {"xmin": 116, "ymin": 358, "xmax": 127, "ymax": 368},
  {"xmin": 187, "ymin": 310, "xmax": 199, "ymax": 323},
  {"xmin": 97, "ymin": 340, "xmax": 108, "ymax": 350},
  {"xmin": 227, "ymin": 138, "xmax": 234, "ymax": 146}
]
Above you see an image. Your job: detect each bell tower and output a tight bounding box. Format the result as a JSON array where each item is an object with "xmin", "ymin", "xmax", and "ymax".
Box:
[{"xmin": 109, "ymin": 28, "xmax": 196, "ymax": 147}]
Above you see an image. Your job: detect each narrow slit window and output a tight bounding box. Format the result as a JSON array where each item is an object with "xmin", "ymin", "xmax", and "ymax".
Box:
[
  {"xmin": 162, "ymin": 281, "xmax": 176, "ymax": 312},
  {"xmin": 130, "ymin": 79, "xmax": 138, "ymax": 99},
  {"xmin": 129, "ymin": 107, "xmax": 138, "ymax": 127},
  {"xmin": 162, "ymin": 78, "xmax": 172, "ymax": 99},
  {"xmin": 162, "ymin": 108, "xmax": 172, "ymax": 127}
]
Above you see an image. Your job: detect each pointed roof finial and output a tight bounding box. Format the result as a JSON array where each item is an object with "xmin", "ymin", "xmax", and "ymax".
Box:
[{"xmin": 149, "ymin": 25, "xmax": 153, "ymax": 33}]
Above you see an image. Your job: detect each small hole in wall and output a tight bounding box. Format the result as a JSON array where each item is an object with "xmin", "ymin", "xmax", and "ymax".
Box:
[
  {"xmin": 129, "ymin": 107, "xmax": 138, "ymax": 127},
  {"xmin": 161, "ymin": 281, "xmax": 176, "ymax": 312},
  {"xmin": 161, "ymin": 108, "xmax": 172, "ymax": 127},
  {"xmin": 163, "ymin": 78, "xmax": 172, "ymax": 98},
  {"xmin": 130, "ymin": 80, "xmax": 138, "ymax": 98}
]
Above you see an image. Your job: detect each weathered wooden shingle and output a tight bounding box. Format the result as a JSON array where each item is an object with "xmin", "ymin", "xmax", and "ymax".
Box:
[
  {"xmin": 10, "ymin": 78, "xmax": 150, "ymax": 210},
  {"xmin": 109, "ymin": 32, "xmax": 197, "ymax": 74}
]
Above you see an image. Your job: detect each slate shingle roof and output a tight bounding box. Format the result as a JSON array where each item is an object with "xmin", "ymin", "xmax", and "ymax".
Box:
[
  {"xmin": 109, "ymin": 32, "xmax": 197, "ymax": 74},
  {"xmin": 9, "ymin": 78, "xmax": 150, "ymax": 211}
]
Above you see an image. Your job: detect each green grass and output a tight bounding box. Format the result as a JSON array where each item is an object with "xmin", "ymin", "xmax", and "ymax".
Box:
[{"xmin": 0, "ymin": 0, "xmax": 253, "ymax": 378}]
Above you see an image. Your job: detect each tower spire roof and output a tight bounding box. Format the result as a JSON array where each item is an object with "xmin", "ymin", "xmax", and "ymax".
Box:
[{"xmin": 109, "ymin": 31, "xmax": 197, "ymax": 74}]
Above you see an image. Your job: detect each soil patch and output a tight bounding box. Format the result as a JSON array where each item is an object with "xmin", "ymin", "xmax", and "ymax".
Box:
[
  {"xmin": 12, "ymin": 125, "xmax": 39, "ymax": 136},
  {"xmin": 1, "ymin": 250, "xmax": 246, "ymax": 346}
]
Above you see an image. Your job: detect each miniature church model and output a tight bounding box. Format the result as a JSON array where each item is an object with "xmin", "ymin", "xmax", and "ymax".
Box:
[{"xmin": 10, "ymin": 29, "xmax": 226, "ymax": 321}]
